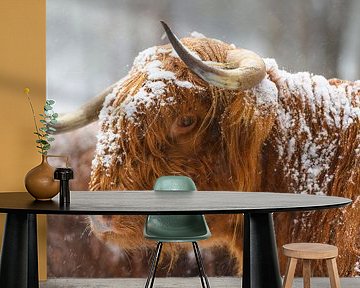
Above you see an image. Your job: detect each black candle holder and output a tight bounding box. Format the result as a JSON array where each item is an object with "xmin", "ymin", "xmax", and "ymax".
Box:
[{"xmin": 54, "ymin": 168, "xmax": 74, "ymax": 206}]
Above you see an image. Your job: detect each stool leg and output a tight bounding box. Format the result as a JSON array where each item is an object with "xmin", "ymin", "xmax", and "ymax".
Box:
[
  {"xmin": 144, "ymin": 242, "xmax": 162, "ymax": 288},
  {"xmin": 282, "ymin": 257, "xmax": 297, "ymax": 288},
  {"xmin": 326, "ymin": 258, "xmax": 341, "ymax": 288},
  {"xmin": 302, "ymin": 259, "xmax": 311, "ymax": 288}
]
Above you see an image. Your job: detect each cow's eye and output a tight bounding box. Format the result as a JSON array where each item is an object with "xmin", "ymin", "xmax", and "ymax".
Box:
[
  {"xmin": 171, "ymin": 114, "xmax": 198, "ymax": 137},
  {"xmin": 177, "ymin": 115, "xmax": 196, "ymax": 127}
]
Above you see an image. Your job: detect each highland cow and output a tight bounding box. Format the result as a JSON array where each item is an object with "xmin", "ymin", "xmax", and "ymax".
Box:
[{"xmin": 54, "ymin": 22, "xmax": 360, "ymax": 276}]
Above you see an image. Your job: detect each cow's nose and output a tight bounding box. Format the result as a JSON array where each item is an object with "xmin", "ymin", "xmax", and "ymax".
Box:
[
  {"xmin": 102, "ymin": 215, "xmax": 113, "ymax": 221},
  {"xmin": 89, "ymin": 215, "xmax": 112, "ymax": 233}
]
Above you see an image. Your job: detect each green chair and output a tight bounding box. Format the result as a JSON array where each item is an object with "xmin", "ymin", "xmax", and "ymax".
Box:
[{"xmin": 144, "ymin": 176, "xmax": 211, "ymax": 288}]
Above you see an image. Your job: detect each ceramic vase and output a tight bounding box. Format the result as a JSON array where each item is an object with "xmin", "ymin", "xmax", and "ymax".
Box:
[{"xmin": 25, "ymin": 154, "xmax": 61, "ymax": 201}]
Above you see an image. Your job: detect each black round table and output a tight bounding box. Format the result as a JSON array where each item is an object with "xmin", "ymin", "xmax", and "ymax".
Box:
[{"xmin": 0, "ymin": 191, "xmax": 351, "ymax": 288}]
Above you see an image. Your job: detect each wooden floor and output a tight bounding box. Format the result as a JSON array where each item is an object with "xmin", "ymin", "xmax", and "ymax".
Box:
[{"xmin": 40, "ymin": 277, "xmax": 360, "ymax": 288}]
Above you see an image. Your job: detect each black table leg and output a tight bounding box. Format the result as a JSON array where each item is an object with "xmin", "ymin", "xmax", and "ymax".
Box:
[
  {"xmin": 0, "ymin": 213, "xmax": 39, "ymax": 288},
  {"xmin": 242, "ymin": 213, "xmax": 282, "ymax": 288},
  {"xmin": 28, "ymin": 214, "xmax": 39, "ymax": 287}
]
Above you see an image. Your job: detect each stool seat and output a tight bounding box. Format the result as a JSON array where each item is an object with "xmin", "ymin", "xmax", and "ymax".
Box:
[
  {"xmin": 283, "ymin": 243, "xmax": 338, "ymax": 259},
  {"xmin": 282, "ymin": 243, "xmax": 341, "ymax": 288}
]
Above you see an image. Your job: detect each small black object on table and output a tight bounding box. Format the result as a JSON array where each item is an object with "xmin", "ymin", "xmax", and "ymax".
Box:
[
  {"xmin": 0, "ymin": 191, "xmax": 351, "ymax": 288},
  {"xmin": 54, "ymin": 168, "xmax": 74, "ymax": 206}
]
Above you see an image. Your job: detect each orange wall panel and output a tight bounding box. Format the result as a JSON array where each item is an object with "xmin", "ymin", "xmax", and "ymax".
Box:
[{"xmin": 0, "ymin": 0, "xmax": 47, "ymax": 280}]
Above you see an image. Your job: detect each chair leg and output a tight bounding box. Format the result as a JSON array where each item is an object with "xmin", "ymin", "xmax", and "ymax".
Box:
[
  {"xmin": 282, "ymin": 257, "xmax": 297, "ymax": 288},
  {"xmin": 302, "ymin": 259, "xmax": 311, "ymax": 288},
  {"xmin": 326, "ymin": 258, "xmax": 341, "ymax": 288},
  {"xmin": 145, "ymin": 242, "xmax": 163, "ymax": 288},
  {"xmin": 193, "ymin": 242, "xmax": 210, "ymax": 288}
]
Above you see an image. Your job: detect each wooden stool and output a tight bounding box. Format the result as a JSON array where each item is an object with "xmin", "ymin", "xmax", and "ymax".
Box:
[{"xmin": 282, "ymin": 243, "xmax": 341, "ymax": 288}]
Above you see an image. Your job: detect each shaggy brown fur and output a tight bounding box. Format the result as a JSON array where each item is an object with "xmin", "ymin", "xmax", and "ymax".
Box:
[
  {"xmin": 86, "ymin": 37, "xmax": 359, "ymax": 276},
  {"xmin": 263, "ymin": 69, "xmax": 360, "ymax": 276}
]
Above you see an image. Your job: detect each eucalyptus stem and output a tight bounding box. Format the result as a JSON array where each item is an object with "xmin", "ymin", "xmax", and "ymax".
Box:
[{"xmin": 24, "ymin": 88, "xmax": 44, "ymax": 154}]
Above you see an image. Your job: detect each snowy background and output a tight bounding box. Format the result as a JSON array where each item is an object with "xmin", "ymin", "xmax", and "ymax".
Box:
[{"xmin": 47, "ymin": 0, "xmax": 360, "ymax": 112}]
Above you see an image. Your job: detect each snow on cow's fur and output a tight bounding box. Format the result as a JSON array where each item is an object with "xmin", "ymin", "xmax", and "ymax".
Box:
[{"xmin": 66, "ymin": 37, "xmax": 359, "ymax": 276}]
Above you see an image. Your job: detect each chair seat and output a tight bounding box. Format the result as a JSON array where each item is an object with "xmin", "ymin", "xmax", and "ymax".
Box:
[
  {"xmin": 283, "ymin": 243, "xmax": 338, "ymax": 260},
  {"xmin": 144, "ymin": 214, "xmax": 211, "ymax": 242}
]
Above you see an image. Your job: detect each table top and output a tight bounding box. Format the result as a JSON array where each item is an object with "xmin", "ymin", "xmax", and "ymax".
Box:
[{"xmin": 0, "ymin": 191, "xmax": 351, "ymax": 215}]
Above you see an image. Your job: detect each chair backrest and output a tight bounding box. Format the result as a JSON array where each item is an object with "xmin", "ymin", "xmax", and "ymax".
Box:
[
  {"xmin": 145, "ymin": 176, "xmax": 210, "ymax": 241},
  {"xmin": 154, "ymin": 176, "xmax": 197, "ymax": 192}
]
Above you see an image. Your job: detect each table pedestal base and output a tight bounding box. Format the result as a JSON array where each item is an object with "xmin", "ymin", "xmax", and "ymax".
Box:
[
  {"xmin": 0, "ymin": 213, "xmax": 39, "ymax": 288},
  {"xmin": 242, "ymin": 213, "xmax": 282, "ymax": 288}
]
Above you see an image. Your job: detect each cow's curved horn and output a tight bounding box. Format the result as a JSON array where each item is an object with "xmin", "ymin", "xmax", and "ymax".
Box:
[
  {"xmin": 160, "ymin": 21, "xmax": 266, "ymax": 90},
  {"xmin": 52, "ymin": 83, "xmax": 116, "ymax": 134}
]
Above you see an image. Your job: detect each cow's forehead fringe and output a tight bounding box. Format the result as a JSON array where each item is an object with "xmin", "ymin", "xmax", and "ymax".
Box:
[{"xmin": 90, "ymin": 45, "xmax": 204, "ymax": 176}]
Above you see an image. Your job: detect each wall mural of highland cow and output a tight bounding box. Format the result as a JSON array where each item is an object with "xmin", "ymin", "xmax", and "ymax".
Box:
[{"xmin": 48, "ymin": 21, "xmax": 360, "ymax": 278}]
